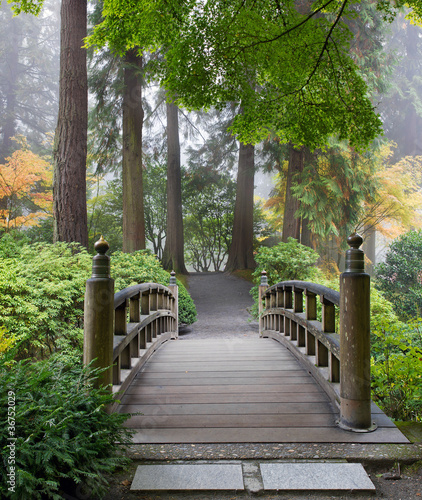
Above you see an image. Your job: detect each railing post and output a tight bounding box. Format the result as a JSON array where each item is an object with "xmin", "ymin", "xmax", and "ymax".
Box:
[
  {"xmin": 259, "ymin": 270, "xmax": 268, "ymax": 337},
  {"xmin": 83, "ymin": 236, "xmax": 114, "ymax": 391},
  {"xmin": 168, "ymin": 271, "xmax": 178, "ymax": 338},
  {"xmin": 339, "ymin": 233, "xmax": 376, "ymax": 432}
]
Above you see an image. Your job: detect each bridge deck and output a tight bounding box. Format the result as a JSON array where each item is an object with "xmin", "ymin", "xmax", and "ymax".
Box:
[{"xmin": 118, "ymin": 338, "xmax": 408, "ymax": 444}]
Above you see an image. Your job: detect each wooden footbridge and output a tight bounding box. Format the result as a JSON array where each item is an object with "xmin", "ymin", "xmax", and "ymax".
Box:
[{"xmin": 83, "ymin": 236, "xmax": 408, "ymax": 445}]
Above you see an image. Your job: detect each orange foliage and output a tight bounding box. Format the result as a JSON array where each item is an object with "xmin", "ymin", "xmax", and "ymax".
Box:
[{"xmin": 0, "ymin": 137, "xmax": 53, "ymax": 231}]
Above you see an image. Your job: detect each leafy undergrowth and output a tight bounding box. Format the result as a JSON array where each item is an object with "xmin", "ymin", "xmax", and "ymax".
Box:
[{"xmin": 0, "ymin": 355, "xmax": 133, "ymax": 499}]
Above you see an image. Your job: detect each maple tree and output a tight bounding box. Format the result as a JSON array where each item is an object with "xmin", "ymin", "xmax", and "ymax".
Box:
[{"xmin": 0, "ymin": 137, "xmax": 52, "ymax": 232}]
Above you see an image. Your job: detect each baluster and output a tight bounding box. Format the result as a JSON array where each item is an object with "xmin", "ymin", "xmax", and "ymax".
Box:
[
  {"xmin": 129, "ymin": 293, "xmax": 140, "ymax": 322},
  {"xmin": 141, "ymin": 290, "xmax": 150, "ymax": 315},
  {"xmin": 120, "ymin": 345, "xmax": 131, "ymax": 369},
  {"xmin": 284, "ymin": 286, "xmax": 293, "ymax": 309},
  {"xmin": 330, "ymin": 353, "xmax": 340, "ymax": 383},
  {"xmin": 293, "ymin": 287, "xmax": 303, "ymax": 313},
  {"xmin": 157, "ymin": 288, "xmax": 164, "ymax": 309},
  {"xmin": 298, "ymin": 324, "xmax": 305, "ymax": 346},
  {"xmin": 321, "ymin": 297, "xmax": 335, "ymax": 332},
  {"xmin": 305, "ymin": 289, "xmax": 317, "ymax": 320},
  {"xmin": 139, "ymin": 327, "xmax": 147, "ymax": 349},
  {"xmin": 168, "ymin": 271, "xmax": 179, "ymax": 334},
  {"xmin": 306, "ymin": 331, "xmax": 315, "ymax": 355},
  {"xmin": 316, "ymin": 340, "xmax": 329, "ymax": 367},
  {"xmin": 150, "ymin": 288, "xmax": 158, "ymax": 311},
  {"xmin": 114, "ymin": 299, "xmax": 128, "ymax": 335},
  {"xmin": 258, "ymin": 270, "xmax": 268, "ymax": 336}
]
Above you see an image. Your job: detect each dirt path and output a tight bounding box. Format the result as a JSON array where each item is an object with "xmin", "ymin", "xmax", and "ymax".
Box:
[{"xmin": 179, "ymin": 272, "xmax": 259, "ymax": 340}]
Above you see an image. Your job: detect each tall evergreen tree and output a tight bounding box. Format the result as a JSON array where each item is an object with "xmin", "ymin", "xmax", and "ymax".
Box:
[
  {"xmin": 225, "ymin": 142, "xmax": 256, "ymax": 270},
  {"xmin": 53, "ymin": 0, "xmax": 88, "ymax": 246},
  {"xmin": 162, "ymin": 99, "xmax": 187, "ymax": 272},
  {"xmin": 122, "ymin": 49, "xmax": 145, "ymax": 252}
]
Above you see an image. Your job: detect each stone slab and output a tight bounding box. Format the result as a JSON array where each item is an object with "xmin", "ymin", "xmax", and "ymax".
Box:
[
  {"xmin": 130, "ymin": 464, "xmax": 245, "ymax": 491},
  {"xmin": 260, "ymin": 462, "xmax": 375, "ymax": 491}
]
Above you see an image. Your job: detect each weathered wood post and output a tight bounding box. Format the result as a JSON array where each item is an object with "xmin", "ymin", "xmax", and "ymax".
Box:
[
  {"xmin": 339, "ymin": 233, "xmax": 376, "ymax": 432},
  {"xmin": 83, "ymin": 236, "xmax": 114, "ymax": 390},
  {"xmin": 259, "ymin": 270, "xmax": 268, "ymax": 337},
  {"xmin": 168, "ymin": 271, "xmax": 178, "ymax": 338}
]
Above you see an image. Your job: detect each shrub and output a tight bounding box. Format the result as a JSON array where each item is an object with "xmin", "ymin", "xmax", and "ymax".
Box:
[
  {"xmin": 0, "ymin": 355, "xmax": 133, "ymax": 499},
  {"xmin": 0, "ymin": 239, "xmax": 197, "ymax": 359},
  {"xmin": 0, "ymin": 241, "xmax": 92, "ymax": 359},
  {"xmin": 375, "ymin": 229, "xmax": 422, "ymax": 319},
  {"xmin": 110, "ymin": 250, "xmax": 196, "ymax": 325},
  {"xmin": 250, "ymin": 238, "xmax": 321, "ymax": 317},
  {"xmin": 371, "ymin": 318, "xmax": 422, "ymax": 422}
]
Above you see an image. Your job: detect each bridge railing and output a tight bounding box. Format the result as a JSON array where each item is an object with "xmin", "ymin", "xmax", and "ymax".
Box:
[
  {"xmin": 260, "ymin": 279, "xmax": 341, "ymax": 395},
  {"xmin": 82, "ymin": 237, "xmax": 178, "ymax": 409},
  {"xmin": 112, "ymin": 282, "xmax": 178, "ymax": 393},
  {"xmin": 259, "ymin": 233, "xmax": 376, "ymax": 433}
]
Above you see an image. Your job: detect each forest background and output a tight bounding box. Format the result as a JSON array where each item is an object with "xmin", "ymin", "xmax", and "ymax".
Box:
[{"xmin": 1, "ymin": 0, "xmax": 422, "ymax": 497}]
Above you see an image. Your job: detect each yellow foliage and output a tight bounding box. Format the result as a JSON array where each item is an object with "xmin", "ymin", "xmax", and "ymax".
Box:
[
  {"xmin": 0, "ymin": 327, "xmax": 16, "ymax": 356},
  {"xmin": 0, "ymin": 136, "xmax": 53, "ymax": 231},
  {"xmin": 363, "ymin": 143, "xmax": 422, "ymax": 239}
]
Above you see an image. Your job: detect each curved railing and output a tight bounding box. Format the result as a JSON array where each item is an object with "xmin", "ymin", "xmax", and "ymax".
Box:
[
  {"xmin": 112, "ymin": 283, "xmax": 178, "ymax": 398},
  {"xmin": 260, "ymin": 280, "xmax": 341, "ymax": 406},
  {"xmin": 83, "ymin": 237, "xmax": 178, "ymax": 411}
]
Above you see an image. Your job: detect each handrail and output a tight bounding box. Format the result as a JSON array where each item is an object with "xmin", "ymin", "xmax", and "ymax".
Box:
[
  {"xmin": 260, "ymin": 279, "xmax": 341, "ymax": 407},
  {"xmin": 265, "ymin": 280, "xmax": 340, "ymax": 306},
  {"xmin": 258, "ymin": 233, "xmax": 376, "ymax": 432},
  {"xmin": 111, "ymin": 282, "xmax": 178, "ymax": 406},
  {"xmin": 83, "ymin": 237, "xmax": 179, "ymax": 412}
]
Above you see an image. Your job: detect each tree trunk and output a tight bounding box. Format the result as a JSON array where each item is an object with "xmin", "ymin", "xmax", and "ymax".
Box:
[
  {"xmin": 53, "ymin": 0, "xmax": 88, "ymax": 247},
  {"xmin": 282, "ymin": 144, "xmax": 304, "ymax": 242},
  {"xmin": 122, "ymin": 49, "xmax": 145, "ymax": 252},
  {"xmin": 224, "ymin": 142, "xmax": 256, "ymax": 271},
  {"xmin": 301, "ymin": 217, "xmax": 313, "ymax": 248},
  {"xmin": 162, "ymin": 100, "xmax": 188, "ymax": 273}
]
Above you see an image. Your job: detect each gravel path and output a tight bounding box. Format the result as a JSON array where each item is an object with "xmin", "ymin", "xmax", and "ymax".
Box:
[{"xmin": 178, "ymin": 272, "xmax": 259, "ymax": 340}]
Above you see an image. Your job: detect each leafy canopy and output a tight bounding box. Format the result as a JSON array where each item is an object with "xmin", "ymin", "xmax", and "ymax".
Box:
[{"xmin": 88, "ymin": 0, "xmax": 422, "ymax": 149}]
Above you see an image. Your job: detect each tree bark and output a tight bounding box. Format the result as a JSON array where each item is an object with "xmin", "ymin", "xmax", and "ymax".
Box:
[
  {"xmin": 282, "ymin": 144, "xmax": 305, "ymax": 242},
  {"xmin": 162, "ymin": 100, "xmax": 188, "ymax": 273},
  {"xmin": 301, "ymin": 217, "xmax": 313, "ymax": 248},
  {"xmin": 122, "ymin": 49, "xmax": 145, "ymax": 252},
  {"xmin": 224, "ymin": 142, "xmax": 256, "ymax": 271},
  {"xmin": 53, "ymin": 0, "xmax": 88, "ymax": 247}
]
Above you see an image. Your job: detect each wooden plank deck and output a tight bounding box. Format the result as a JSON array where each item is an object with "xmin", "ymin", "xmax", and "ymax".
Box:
[{"xmin": 117, "ymin": 338, "xmax": 408, "ymax": 444}]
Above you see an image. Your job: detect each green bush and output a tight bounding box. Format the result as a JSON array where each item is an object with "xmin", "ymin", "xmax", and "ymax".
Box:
[
  {"xmin": 110, "ymin": 250, "xmax": 197, "ymax": 325},
  {"xmin": 0, "ymin": 239, "xmax": 196, "ymax": 359},
  {"xmin": 371, "ymin": 318, "xmax": 422, "ymax": 422},
  {"xmin": 0, "ymin": 355, "xmax": 133, "ymax": 499},
  {"xmin": 375, "ymin": 229, "xmax": 422, "ymax": 319},
  {"xmin": 250, "ymin": 238, "xmax": 321, "ymax": 317},
  {"xmin": 0, "ymin": 241, "xmax": 92, "ymax": 359}
]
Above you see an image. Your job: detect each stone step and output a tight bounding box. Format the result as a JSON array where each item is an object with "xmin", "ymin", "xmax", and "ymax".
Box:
[{"xmin": 130, "ymin": 460, "xmax": 375, "ymax": 492}]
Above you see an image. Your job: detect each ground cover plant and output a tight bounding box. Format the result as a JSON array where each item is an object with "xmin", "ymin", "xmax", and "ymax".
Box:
[{"xmin": 0, "ymin": 355, "xmax": 133, "ymax": 499}]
